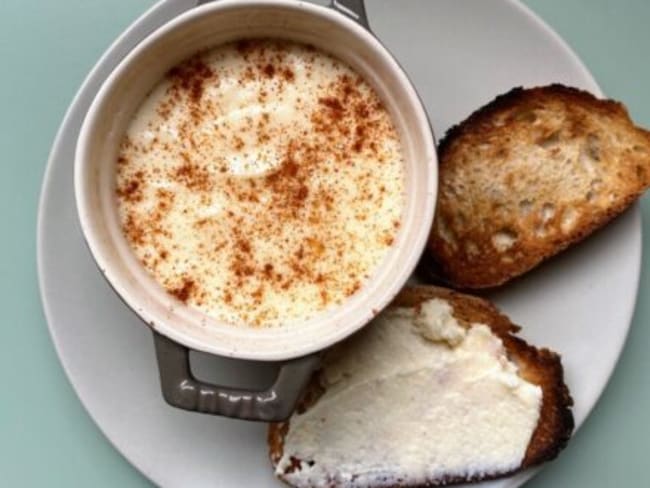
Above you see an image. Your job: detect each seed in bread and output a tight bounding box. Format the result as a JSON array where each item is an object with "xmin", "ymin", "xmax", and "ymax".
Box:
[
  {"xmin": 268, "ymin": 286, "xmax": 574, "ymax": 487},
  {"xmin": 428, "ymin": 84, "xmax": 650, "ymax": 288}
]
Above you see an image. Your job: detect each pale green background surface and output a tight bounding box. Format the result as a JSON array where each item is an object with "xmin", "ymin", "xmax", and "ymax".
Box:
[{"xmin": 0, "ymin": 0, "xmax": 647, "ymax": 486}]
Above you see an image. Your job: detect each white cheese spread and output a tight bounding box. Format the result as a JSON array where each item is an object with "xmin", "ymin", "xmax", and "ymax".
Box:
[{"xmin": 276, "ymin": 298, "xmax": 543, "ymax": 487}]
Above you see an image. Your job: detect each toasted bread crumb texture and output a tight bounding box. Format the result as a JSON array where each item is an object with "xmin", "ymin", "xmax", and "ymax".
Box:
[
  {"xmin": 268, "ymin": 287, "xmax": 574, "ymax": 487},
  {"xmin": 430, "ymin": 84, "xmax": 650, "ymax": 288}
]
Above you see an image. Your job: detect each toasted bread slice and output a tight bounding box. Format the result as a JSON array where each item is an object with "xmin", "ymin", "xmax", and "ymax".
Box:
[
  {"xmin": 269, "ymin": 286, "xmax": 573, "ymax": 487},
  {"xmin": 427, "ymin": 84, "xmax": 650, "ymax": 288}
]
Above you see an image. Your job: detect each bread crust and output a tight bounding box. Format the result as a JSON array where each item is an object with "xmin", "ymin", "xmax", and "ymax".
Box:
[
  {"xmin": 428, "ymin": 84, "xmax": 650, "ymax": 288},
  {"xmin": 269, "ymin": 286, "xmax": 574, "ymax": 487}
]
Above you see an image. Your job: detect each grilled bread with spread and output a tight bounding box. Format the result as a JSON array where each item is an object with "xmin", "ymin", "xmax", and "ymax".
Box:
[{"xmin": 268, "ymin": 286, "xmax": 573, "ymax": 487}]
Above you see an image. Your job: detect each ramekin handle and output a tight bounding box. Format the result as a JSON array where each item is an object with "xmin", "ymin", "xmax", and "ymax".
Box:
[
  {"xmin": 153, "ymin": 332, "xmax": 320, "ymax": 421},
  {"xmin": 329, "ymin": 0, "xmax": 370, "ymax": 30}
]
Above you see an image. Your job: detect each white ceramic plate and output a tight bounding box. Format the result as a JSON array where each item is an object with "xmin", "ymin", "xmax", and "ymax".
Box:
[{"xmin": 37, "ymin": 1, "xmax": 641, "ymax": 487}]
